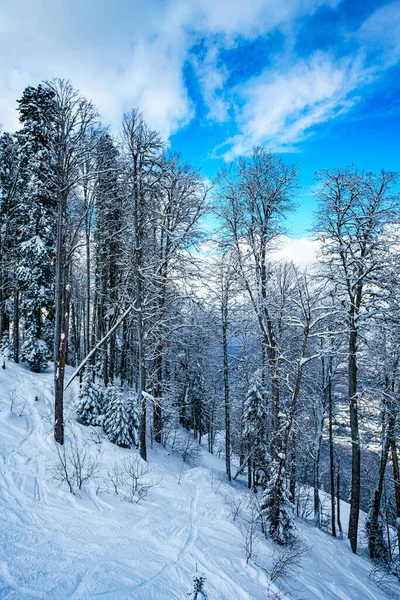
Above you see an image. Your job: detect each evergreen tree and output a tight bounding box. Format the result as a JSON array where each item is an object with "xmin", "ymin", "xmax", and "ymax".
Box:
[
  {"xmin": 261, "ymin": 459, "xmax": 295, "ymax": 545},
  {"xmin": 187, "ymin": 572, "xmax": 208, "ymax": 600},
  {"xmin": 76, "ymin": 368, "xmax": 104, "ymax": 426},
  {"xmin": 103, "ymin": 384, "xmax": 132, "ymax": 448},
  {"xmin": 16, "ymin": 84, "xmax": 56, "ymax": 372},
  {"xmin": 0, "ymin": 132, "xmax": 20, "ymax": 357},
  {"xmin": 366, "ymin": 513, "xmax": 390, "ymax": 565},
  {"xmin": 243, "ymin": 375, "xmax": 268, "ymax": 488},
  {"xmin": 93, "ymin": 134, "xmax": 124, "ymax": 386}
]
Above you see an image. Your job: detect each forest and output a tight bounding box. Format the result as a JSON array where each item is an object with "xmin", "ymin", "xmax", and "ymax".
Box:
[{"xmin": 1, "ymin": 78, "xmax": 400, "ymax": 586}]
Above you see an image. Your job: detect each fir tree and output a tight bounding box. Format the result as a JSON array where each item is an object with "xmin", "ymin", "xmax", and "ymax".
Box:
[
  {"xmin": 76, "ymin": 368, "xmax": 104, "ymax": 426},
  {"xmin": 261, "ymin": 460, "xmax": 295, "ymax": 545},
  {"xmin": 93, "ymin": 134, "xmax": 124, "ymax": 386},
  {"xmin": 187, "ymin": 572, "xmax": 208, "ymax": 600},
  {"xmin": 366, "ymin": 513, "xmax": 390, "ymax": 565},
  {"xmin": 243, "ymin": 375, "xmax": 268, "ymax": 488},
  {"xmin": 0, "ymin": 132, "xmax": 20, "ymax": 354},
  {"xmin": 103, "ymin": 384, "xmax": 132, "ymax": 448},
  {"xmin": 16, "ymin": 84, "xmax": 56, "ymax": 372}
]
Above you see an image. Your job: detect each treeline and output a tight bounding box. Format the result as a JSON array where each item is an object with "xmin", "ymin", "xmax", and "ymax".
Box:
[{"xmin": 1, "ymin": 79, "xmax": 400, "ymax": 569}]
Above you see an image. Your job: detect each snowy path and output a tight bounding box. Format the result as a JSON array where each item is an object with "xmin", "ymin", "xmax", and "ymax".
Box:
[{"xmin": 0, "ymin": 361, "xmax": 398, "ymax": 599}]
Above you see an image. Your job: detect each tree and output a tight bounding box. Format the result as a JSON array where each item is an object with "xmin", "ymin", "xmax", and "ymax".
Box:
[
  {"xmin": 0, "ymin": 132, "xmax": 20, "ymax": 354},
  {"xmin": 151, "ymin": 151, "xmax": 207, "ymax": 443},
  {"xmin": 217, "ymin": 147, "xmax": 297, "ymax": 441},
  {"xmin": 16, "ymin": 84, "xmax": 57, "ymax": 372},
  {"xmin": 48, "ymin": 79, "xmax": 99, "ymax": 445},
  {"xmin": 92, "ymin": 133, "xmax": 124, "ymax": 385},
  {"xmin": 261, "ymin": 459, "xmax": 295, "ymax": 545},
  {"xmin": 121, "ymin": 108, "xmax": 163, "ymax": 460},
  {"xmin": 243, "ymin": 374, "xmax": 268, "ymax": 490},
  {"xmin": 75, "ymin": 367, "xmax": 103, "ymax": 426},
  {"xmin": 187, "ymin": 572, "xmax": 208, "ymax": 600},
  {"xmin": 314, "ymin": 167, "xmax": 399, "ymax": 553},
  {"xmin": 103, "ymin": 384, "xmax": 132, "ymax": 448}
]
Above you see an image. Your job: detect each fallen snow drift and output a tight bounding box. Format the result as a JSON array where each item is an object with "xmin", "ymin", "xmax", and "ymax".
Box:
[{"xmin": 0, "ymin": 360, "xmax": 398, "ymax": 599}]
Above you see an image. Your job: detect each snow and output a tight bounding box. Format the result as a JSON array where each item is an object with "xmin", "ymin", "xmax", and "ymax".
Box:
[{"xmin": 0, "ymin": 360, "xmax": 399, "ymax": 599}]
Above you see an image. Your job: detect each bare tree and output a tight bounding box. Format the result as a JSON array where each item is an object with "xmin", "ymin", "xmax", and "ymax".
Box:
[
  {"xmin": 121, "ymin": 108, "xmax": 163, "ymax": 460},
  {"xmin": 48, "ymin": 79, "xmax": 99, "ymax": 444},
  {"xmin": 314, "ymin": 167, "xmax": 399, "ymax": 553}
]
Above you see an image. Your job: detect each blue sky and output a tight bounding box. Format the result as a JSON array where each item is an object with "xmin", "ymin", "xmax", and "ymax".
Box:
[{"xmin": 1, "ymin": 0, "xmax": 399, "ymax": 237}]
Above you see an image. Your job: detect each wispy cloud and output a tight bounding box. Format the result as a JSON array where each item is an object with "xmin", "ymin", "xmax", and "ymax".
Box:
[
  {"xmin": 214, "ymin": 52, "xmax": 369, "ymax": 159},
  {"xmin": 213, "ymin": 2, "xmax": 400, "ymax": 159}
]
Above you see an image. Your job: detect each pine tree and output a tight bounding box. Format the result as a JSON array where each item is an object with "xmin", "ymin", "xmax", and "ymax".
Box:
[
  {"xmin": 103, "ymin": 384, "xmax": 132, "ymax": 448},
  {"xmin": 76, "ymin": 368, "xmax": 104, "ymax": 426},
  {"xmin": 16, "ymin": 84, "xmax": 56, "ymax": 372},
  {"xmin": 261, "ymin": 460, "xmax": 295, "ymax": 545},
  {"xmin": 243, "ymin": 375, "xmax": 268, "ymax": 488},
  {"xmin": 187, "ymin": 572, "xmax": 208, "ymax": 600}
]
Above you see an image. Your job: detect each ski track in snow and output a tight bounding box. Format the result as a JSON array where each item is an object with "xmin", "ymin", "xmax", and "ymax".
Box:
[{"xmin": 0, "ymin": 360, "xmax": 399, "ymax": 599}]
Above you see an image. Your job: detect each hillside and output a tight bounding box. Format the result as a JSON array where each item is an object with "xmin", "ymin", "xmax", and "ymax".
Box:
[{"xmin": 0, "ymin": 360, "xmax": 398, "ymax": 600}]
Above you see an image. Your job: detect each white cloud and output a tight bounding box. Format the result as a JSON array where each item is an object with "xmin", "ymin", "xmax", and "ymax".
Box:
[
  {"xmin": 273, "ymin": 235, "xmax": 318, "ymax": 269},
  {"xmin": 357, "ymin": 1, "xmax": 400, "ymax": 67},
  {"xmin": 0, "ymin": 0, "xmax": 340, "ymax": 137},
  {"xmin": 215, "ymin": 52, "xmax": 369, "ymax": 159}
]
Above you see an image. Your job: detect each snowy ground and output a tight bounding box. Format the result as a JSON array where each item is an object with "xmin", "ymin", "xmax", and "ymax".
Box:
[{"xmin": 0, "ymin": 360, "xmax": 399, "ymax": 599}]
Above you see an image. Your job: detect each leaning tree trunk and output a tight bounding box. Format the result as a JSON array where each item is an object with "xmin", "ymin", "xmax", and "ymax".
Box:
[
  {"xmin": 368, "ymin": 428, "xmax": 391, "ymax": 559},
  {"xmin": 391, "ymin": 438, "xmax": 400, "ymax": 555}
]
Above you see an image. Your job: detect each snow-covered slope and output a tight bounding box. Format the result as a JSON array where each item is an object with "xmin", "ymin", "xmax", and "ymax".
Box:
[{"xmin": 0, "ymin": 361, "xmax": 398, "ymax": 599}]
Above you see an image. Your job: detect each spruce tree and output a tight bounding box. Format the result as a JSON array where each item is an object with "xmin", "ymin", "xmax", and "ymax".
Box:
[
  {"xmin": 0, "ymin": 132, "xmax": 19, "ymax": 348},
  {"xmin": 93, "ymin": 134, "xmax": 123, "ymax": 386},
  {"xmin": 76, "ymin": 368, "xmax": 104, "ymax": 426},
  {"xmin": 261, "ymin": 459, "xmax": 295, "ymax": 545},
  {"xmin": 16, "ymin": 84, "xmax": 56, "ymax": 372},
  {"xmin": 243, "ymin": 375, "xmax": 268, "ymax": 488},
  {"xmin": 103, "ymin": 384, "xmax": 132, "ymax": 448},
  {"xmin": 187, "ymin": 572, "xmax": 208, "ymax": 599}
]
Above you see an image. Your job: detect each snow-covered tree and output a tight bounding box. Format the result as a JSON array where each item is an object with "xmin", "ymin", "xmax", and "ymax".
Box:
[
  {"xmin": 0, "ymin": 132, "xmax": 21, "ymax": 361},
  {"xmin": 261, "ymin": 460, "xmax": 295, "ymax": 545},
  {"xmin": 76, "ymin": 368, "xmax": 103, "ymax": 426},
  {"xmin": 103, "ymin": 384, "xmax": 132, "ymax": 448},
  {"xmin": 187, "ymin": 572, "xmax": 208, "ymax": 599},
  {"xmin": 243, "ymin": 374, "xmax": 268, "ymax": 489},
  {"xmin": 16, "ymin": 84, "xmax": 56, "ymax": 372}
]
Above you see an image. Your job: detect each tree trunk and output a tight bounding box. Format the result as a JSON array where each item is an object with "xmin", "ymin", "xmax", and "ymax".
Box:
[
  {"xmin": 391, "ymin": 438, "xmax": 400, "ymax": 554},
  {"xmin": 13, "ymin": 283, "xmax": 19, "ymax": 363},
  {"xmin": 328, "ymin": 364, "xmax": 336, "ymax": 538},
  {"xmin": 222, "ymin": 300, "xmax": 231, "ymax": 481},
  {"xmin": 337, "ymin": 460, "xmax": 343, "ymax": 538},
  {"xmin": 368, "ymin": 430, "xmax": 391, "ymax": 559},
  {"xmin": 54, "ymin": 194, "xmax": 65, "ymax": 444},
  {"xmin": 348, "ymin": 321, "xmax": 361, "ymax": 554},
  {"xmin": 85, "ymin": 215, "xmax": 91, "ymax": 361}
]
